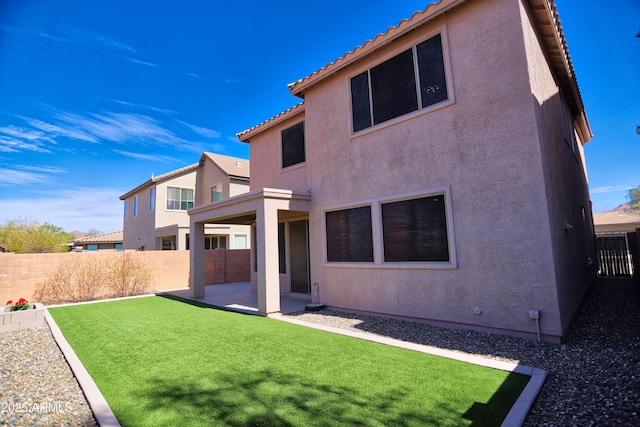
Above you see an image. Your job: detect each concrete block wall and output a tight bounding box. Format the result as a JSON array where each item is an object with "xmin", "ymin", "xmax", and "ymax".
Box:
[{"xmin": 0, "ymin": 250, "xmax": 245, "ymax": 304}]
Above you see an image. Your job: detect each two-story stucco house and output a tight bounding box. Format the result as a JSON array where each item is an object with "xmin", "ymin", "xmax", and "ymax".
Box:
[
  {"xmin": 189, "ymin": 0, "xmax": 596, "ymax": 343},
  {"xmin": 121, "ymin": 152, "xmax": 250, "ymax": 251}
]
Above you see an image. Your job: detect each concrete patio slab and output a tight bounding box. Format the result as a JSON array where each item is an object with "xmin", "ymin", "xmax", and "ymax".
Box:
[{"xmin": 161, "ymin": 281, "xmax": 310, "ymax": 315}]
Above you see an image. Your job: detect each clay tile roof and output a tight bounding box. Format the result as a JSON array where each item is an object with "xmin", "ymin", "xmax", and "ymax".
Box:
[
  {"xmin": 74, "ymin": 230, "xmax": 123, "ymax": 244},
  {"xmin": 236, "ymin": 103, "xmax": 305, "ymax": 142}
]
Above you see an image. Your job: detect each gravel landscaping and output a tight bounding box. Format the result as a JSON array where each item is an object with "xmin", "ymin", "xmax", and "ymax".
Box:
[{"xmin": 1, "ymin": 277, "xmax": 637, "ymax": 426}]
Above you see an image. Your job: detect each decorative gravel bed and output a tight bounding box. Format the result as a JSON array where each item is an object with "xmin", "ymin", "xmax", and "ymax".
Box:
[
  {"xmin": 0, "ymin": 324, "xmax": 97, "ymax": 426},
  {"xmin": 1, "ymin": 277, "xmax": 637, "ymax": 426},
  {"xmin": 286, "ymin": 277, "xmax": 640, "ymax": 426}
]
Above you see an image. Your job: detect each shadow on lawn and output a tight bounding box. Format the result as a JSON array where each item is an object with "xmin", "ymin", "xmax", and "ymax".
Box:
[{"xmin": 139, "ymin": 368, "xmax": 458, "ymax": 426}]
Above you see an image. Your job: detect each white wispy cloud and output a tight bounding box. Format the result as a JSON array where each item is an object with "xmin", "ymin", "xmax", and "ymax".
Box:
[
  {"xmin": 113, "ymin": 150, "xmax": 175, "ymax": 163},
  {"xmin": 0, "ymin": 165, "xmax": 66, "ymax": 186},
  {"xmin": 178, "ymin": 120, "xmax": 221, "ymax": 138},
  {"xmin": 0, "ymin": 187, "xmax": 125, "ymax": 233},
  {"xmin": 0, "ymin": 130, "xmax": 52, "ymax": 153},
  {"xmin": 590, "ymin": 185, "xmax": 633, "ymax": 194}
]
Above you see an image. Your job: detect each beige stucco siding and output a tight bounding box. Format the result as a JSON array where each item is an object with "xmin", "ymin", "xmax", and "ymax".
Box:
[
  {"xmin": 249, "ymin": 109, "xmax": 308, "ymax": 194},
  {"xmin": 298, "ymin": 0, "xmax": 558, "ymax": 337},
  {"xmin": 519, "ymin": 0, "xmax": 596, "ymax": 335}
]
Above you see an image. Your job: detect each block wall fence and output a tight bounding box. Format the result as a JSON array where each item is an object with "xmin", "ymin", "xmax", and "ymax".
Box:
[{"xmin": 0, "ymin": 249, "xmax": 250, "ymax": 304}]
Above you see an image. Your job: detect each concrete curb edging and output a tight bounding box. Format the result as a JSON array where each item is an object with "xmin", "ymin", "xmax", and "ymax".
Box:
[
  {"xmin": 273, "ymin": 314, "xmax": 546, "ymax": 427},
  {"xmin": 44, "ymin": 310, "xmax": 121, "ymax": 427}
]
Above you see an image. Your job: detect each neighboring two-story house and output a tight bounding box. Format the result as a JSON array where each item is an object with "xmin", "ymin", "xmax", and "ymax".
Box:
[
  {"xmin": 188, "ymin": 0, "xmax": 596, "ymax": 343},
  {"xmin": 121, "ymin": 152, "xmax": 250, "ymax": 251}
]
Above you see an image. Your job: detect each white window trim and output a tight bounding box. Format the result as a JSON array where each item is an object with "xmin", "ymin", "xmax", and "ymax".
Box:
[
  {"xmin": 210, "ymin": 183, "xmax": 223, "ymax": 203},
  {"xmin": 348, "ymin": 25, "xmax": 456, "ymax": 138},
  {"xmin": 166, "ymin": 186, "xmax": 194, "ymax": 211},
  {"xmin": 323, "ymin": 185, "xmax": 457, "ymax": 269}
]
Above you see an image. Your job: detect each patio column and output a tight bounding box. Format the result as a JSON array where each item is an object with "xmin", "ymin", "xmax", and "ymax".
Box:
[
  {"xmin": 190, "ymin": 221, "xmax": 205, "ymax": 298},
  {"xmin": 256, "ymin": 198, "xmax": 280, "ymax": 315}
]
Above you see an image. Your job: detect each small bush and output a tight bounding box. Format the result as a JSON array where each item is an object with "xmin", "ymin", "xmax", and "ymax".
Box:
[{"xmin": 34, "ymin": 253, "xmax": 152, "ymax": 304}]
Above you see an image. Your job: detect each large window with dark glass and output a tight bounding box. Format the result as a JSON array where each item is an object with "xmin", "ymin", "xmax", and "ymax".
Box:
[
  {"xmin": 325, "ymin": 206, "xmax": 374, "ymax": 262},
  {"xmin": 281, "ymin": 121, "xmax": 305, "ymax": 168},
  {"xmin": 381, "ymin": 194, "xmax": 450, "ymax": 262},
  {"xmin": 351, "ymin": 33, "xmax": 448, "ymax": 132}
]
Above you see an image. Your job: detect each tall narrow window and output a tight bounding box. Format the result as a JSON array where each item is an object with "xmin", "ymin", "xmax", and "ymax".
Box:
[
  {"xmin": 281, "ymin": 121, "xmax": 305, "ymax": 168},
  {"xmin": 133, "ymin": 195, "xmax": 139, "ymax": 217},
  {"xmin": 123, "ymin": 200, "xmax": 129, "ymax": 219},
  {"xmin": 350, "ymin": 33, "xmax": 448, "ymax": 132},
  {"xmin": 325, "ymin": 206, "xmax": 374, "ymax": 262},
  {"xmin": 150, "ymin": 187, "xmax": 156, "ymax": 211},
  {"xmin": 210, "ymin": 184, "xmax": 223, "ymax": 202},
  {"xmin": 381, "ymin": 194, "xmax": 450, "ymax": 262}
]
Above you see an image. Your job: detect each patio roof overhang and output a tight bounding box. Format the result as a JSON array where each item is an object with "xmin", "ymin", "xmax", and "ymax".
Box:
[
  {"xmin": 188, "ymin": 187, "xmax": 311, "ymax": 225},
  {"xmin": 189, "ymin": 188, "xmax": 311, "ymax": 315}
]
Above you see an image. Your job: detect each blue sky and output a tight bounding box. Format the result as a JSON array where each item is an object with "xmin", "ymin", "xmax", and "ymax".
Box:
[{"xmin": 0, "ymin": 1, "xmax": 638, "ymax": 233}]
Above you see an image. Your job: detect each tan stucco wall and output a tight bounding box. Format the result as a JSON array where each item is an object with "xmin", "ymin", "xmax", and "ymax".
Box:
[
  {"xmin": 246, "ymin": 0, "xmax": 591, "ymax": 341},
  {"xmin": 519, "ymin": 0, "xmax": 596, "ymax": 335}
]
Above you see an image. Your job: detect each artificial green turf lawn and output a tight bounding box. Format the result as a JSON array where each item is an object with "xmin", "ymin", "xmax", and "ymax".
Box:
[{"xmin": 49, "ymin": 296, "xmax": 528, "ymax": 426}]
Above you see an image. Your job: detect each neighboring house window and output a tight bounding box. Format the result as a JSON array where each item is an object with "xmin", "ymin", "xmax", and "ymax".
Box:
[
  {"xmin": 351, "ymin": 33, "xmax": 448, "ymax": 132},
  {"xmin": 381, "ymin": 194, "xmax": 450, "ymax": 262},
  {"xmin": 87, "ymin": 244, "xmax": 98, "ymax": 252},
  {"xmin": 325, "ymin": 206, "xmax": 374, "ymax": 262},
  {"xmin": 234, "ymin": 234, "xmax": 248, "ymax": 249},
  {"xmin": 210, "ymin": 184, "xmax": 223, "ymax": 202},
  {"xmin": 205, "ymin": 235, "xmax": 227, "ymax": 250},
  {"xmin": 150, "ymin": 187, "xmax": 156, "ymax": 211},
  {"xmin": 162, "ymin": 237, "xmax": 175, "ymax": 250},
  {"xmin": 166, "ymin": 187, "xmax": 194, "ymax": 210},
  {"xmin": 123, "ymin": 200, "xmax": 129, "ymax": 219},
  {"xmin": 133, "ymin": 195, "xmax": 139, "ymax": 217},
  {"xmin": 281, "ymin": 121, "xmax": 305, "ymax": 168},
  {"xmin": 115, "ymin": 244, "xmax": 123, "ymax": 252}
]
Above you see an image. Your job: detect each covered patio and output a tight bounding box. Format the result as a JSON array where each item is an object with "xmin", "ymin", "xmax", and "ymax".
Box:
[
  {"xmin": 189, "ymin": 188, "xmax": 312, "ymax": 316},
  {"xmin": 164, "ymin": 282, "xmax": 310, "ymax": 315}
]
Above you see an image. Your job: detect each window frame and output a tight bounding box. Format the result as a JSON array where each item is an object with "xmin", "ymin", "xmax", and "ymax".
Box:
[
  {"xmin": 281, "ymin": 121, "xmax": 306, "ymax": 170},
  {"xmin": 380, "ymin": 192, "xmax": 452, "ymax": 264},
  {"xmin": 324, "ymin": 204, "xmax": 375, "ymax": 264},
  {"xmin": 210, "ymin": 184, "xmax": 223, "ymax": 203},
  {"xmin": 323, "ymin": 186, "xmax": 457, "ymax": 269},
  {"xmin": 348, "ymin": 27, "xmax": 454, "ymax": 136},
  {"xmin": 166, "ymin": 186, "xmax": 194, "ymax": 211},
  {"xmin": 150, "ymin": 187, "xmax": 156, "ymax": 211}
]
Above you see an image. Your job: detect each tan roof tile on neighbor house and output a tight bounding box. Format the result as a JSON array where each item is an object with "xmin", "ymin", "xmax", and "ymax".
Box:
[
  {"xmin": 201, "ymin": 152, "xmax": 250, "ymax": 179},
  {"xmin": 74, "ymin": 230, "xmax": 123, "ymax": 244}
]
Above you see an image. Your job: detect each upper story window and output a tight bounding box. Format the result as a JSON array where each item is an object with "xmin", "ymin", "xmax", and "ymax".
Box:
[
  {"xmin": 133, "ymin": 195, "xmax": 139, "ymax": 217},
  {"xmin": 210, "ymin": 184, "xmax": 223, "ymax": 202},
  {"xmin": 150, "ymin": 187, "xmax": 156, "ymax": 211},
  {"xmin": 123, "ymin": 200, "xmax": 129, "ymax": 219},
  {"xmin": 166, "ymin": 187, "xmax": 194, "ymax": 211},
  {"xmin": 281, "ymin": 121, "xmax": 305, "ymax": 168},
  {"xmin": 351, "ymin": 33, "xmax": 448, "ymax": 133}
]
